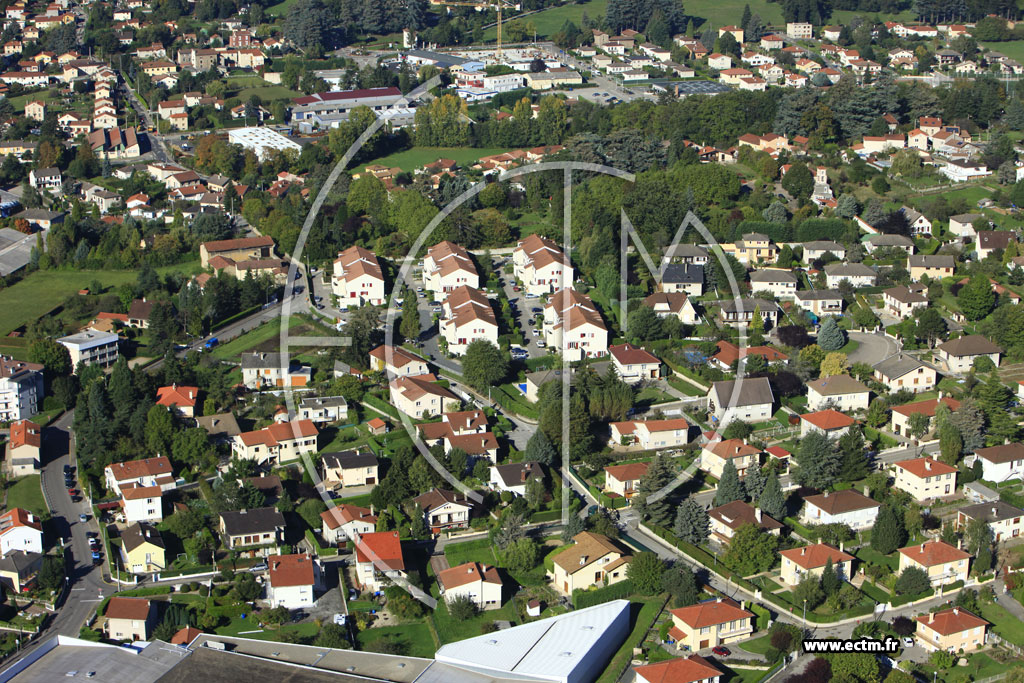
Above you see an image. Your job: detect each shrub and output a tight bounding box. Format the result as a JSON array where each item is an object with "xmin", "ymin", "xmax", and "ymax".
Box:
[
  {"xmin": 448, "ymin": 594, "xmax": 478, "ymax": 621},
  {"xmin": 198, "ymin": 585, "xmax": 209, "ymax": 597}
]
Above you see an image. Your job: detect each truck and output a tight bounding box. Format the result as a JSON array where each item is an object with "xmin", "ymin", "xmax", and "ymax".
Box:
[{"xmin": 204, "ymin": 337, "xmax": 219, "ymax": 350}]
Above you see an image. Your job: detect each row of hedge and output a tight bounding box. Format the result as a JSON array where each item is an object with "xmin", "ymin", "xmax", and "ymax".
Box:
[
  {"xmin": 304, "ymin": 528, "xmax": 339, "ymax": 557},
  {"xmin": 572, "ymin": 580, "xmax": 635, "ymax": 609}
]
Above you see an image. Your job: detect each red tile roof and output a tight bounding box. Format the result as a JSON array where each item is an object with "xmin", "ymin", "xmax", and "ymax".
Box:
[
  {"xmin": 670, "ymin": 597, "xmax": 753, "ymax": 629},
  {"xmin": 170, "ymin": 626, "xmax": 203, "ymax": 645},
  {"xmin": 605, "ymin": 462, "xmax": 650, "ymax": 483},
  {"xmin": 705, "ymin": 438, "xmax": 760, "ymax": 460},
  {"xmin": 9, "ymin": 420, "xmax": 40, "ymax": 449},
  {"xmin": 898, "ymin": 540, "xmax": 970, "ymax": 567},
  {"xmin": 121, "ymin": 484, "xmax": 161, "ymax": 501},
  {"xmin": 354, "ymin": 531, "xmax": 404, "ymax": 571},
  {"xmin": 321, "ymin": 503, "xmax": 377, "ymax": 530},
  {"xmin": 916, "ymin": 607, "xmax": 988, "ymax": 635},
  {"xmin": 891, "ymin": 396, "xmax": 960, "ymax": 417},
  {"xmin": 237, "ymin": 420, "xmax": 318, "ymax": 447},
  {"xmin": 268, "ymin": 553, "xmax": 316, "ymax": 587},
  {"xmin": 0, "ymin": 508, "xmax": 40, "ymax": 532},
  {"xmin": 779, "ymin": 543, "xmax": 854, "ymax": 570},
  {"xmin": 156, "ymin": 384, "xmax": 198, "ymax": 408},
  {"xmin": 438, "ymin": 561, "xmax": 501, "ymax": 590},
  {"xmin": 105, "ymin": 596, "xmax": 151, "ymax": 620},
  {"xmin": 609, "ymin": 343, "xmax": 660, "ymax": 366},
  {"xmin": 800, "ymin": 409, "xmax": 856, "ymax": 430},
  {"xmin": 107, "ymin": 456, "xmax": 173, "ymax": 482},
  {"xmin": 894, "ymin": 456, "xmax": 957, "ymax": 479},
  {"xmin": 633, "ymin": 655, "xmax": 724, "ymax": 683}
]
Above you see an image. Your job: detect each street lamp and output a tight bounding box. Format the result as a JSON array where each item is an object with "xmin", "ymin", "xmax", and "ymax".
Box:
[{"xmin": 803, "ymin": 599, "xmax": 808, "ymax": 623}]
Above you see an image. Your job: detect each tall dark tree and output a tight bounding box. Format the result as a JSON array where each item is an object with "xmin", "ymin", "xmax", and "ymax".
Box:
[
  {"xmin": 634, "ymin": 454, "xmax": 674, "ymax": 525},
  {"xmin": 714, "ymin": 460, "xmax": 745, "ymax": 506},
  {"xmin": 871, "ymin": 505, "xmax": 907, "ymax": 555},
  {"xmin": 759, "ymin": 471, "xmax": 786, "ymax": 520}
]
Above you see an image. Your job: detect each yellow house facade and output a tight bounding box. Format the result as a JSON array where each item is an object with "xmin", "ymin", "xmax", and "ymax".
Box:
[
  {"xmin": 668, "ymin": 598, "xmax": 754, "ymax": 651},
  {"xmin": 915, "ymin": 607, "xmax": 988, "ymax": 652},
  {"xmin": 551, "ymin": 531, "xmax": 631, "ymax": 595},
  {"xmin": 898, "ymin": 541, "xmax": 970, "ymax": 586}
]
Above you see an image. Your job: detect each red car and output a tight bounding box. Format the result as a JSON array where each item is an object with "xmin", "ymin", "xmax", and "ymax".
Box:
[
  {"xmin": 68, "ymin": 488, "xmax": 77, "ymax": 496},
  {"xmin": 712, "ymin": 646, "xmax": 730, "ymax": 657}
]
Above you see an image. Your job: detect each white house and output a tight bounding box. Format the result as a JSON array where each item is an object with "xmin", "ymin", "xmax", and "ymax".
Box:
[
  {"xmin": 936, "ymin": 335, "xmax": 1002, "ymax": 374},
  {"xmin": 543, "ymin": 288, "xmax": 609, "ymax": 362},
  {"xmin": 320, "ymin": 503, "xmax": 377, "ymax": 545},
  {"xmin": 824, "ymin": 263, "xmax": 877, "ymax": 288},
  {"xmin": 0, "ymin": 509, "xmax": 43, "ymax": 557},
  {"xmin": 441, "ymin": 286, "xmax": 499, "ymax": 357},
  {"xmin": 513, "ymin": 234, "xmax": 574, "ymax": 296},
  {"xmin": 707, "ymin": 378, "xmax": 775, "ymax": 427},
  {"xmin": 267, "ymin": 553, "xmax": 321, "ymax": 609},
  {"xmin": 438, "ymin": 561, "xmax": 503, "ymax": 610},
  {"xmin": 805, "ymin": 375, "xmax": 870, "ymax": 412},
  {"xmin": 120, "ymin": 485, "xmax": 163, "ymax": 523},
  {"xmin": 748, "ymin": 269, "xmax": 798, "ymax": 300},
  {"xmin": 104, "ymin": 456, "xmax": 175, "ymax": 497},
  {"xmin": 800, "ymin": 489, "xmax": 880, "ymax": 531},
  {"xmin": 489, "ymin": 461, "xmax": 544, "ymax": 497},
  {"xmin": 331, "ymin": 245, "xmax": 385, "ymax": 307},
  {"xmin": 608, "ymin": 343, "xmax": 660, "ymax": 384},
  {"xmin": 966, "ymin": 443, "xmax": 1024, "ymax": 484},
  {"xmin": 423, "ymin": 241, "xmax": 478, "ymax": 296}
]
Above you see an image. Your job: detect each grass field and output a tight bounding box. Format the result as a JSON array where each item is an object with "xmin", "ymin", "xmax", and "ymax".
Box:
[
  {"xmin": 358, "ymin": 147, "xmax": 509, "ymax": 174},
  {"xmin": 0, "ymin": 264, "xmax": 201, "ymax": 337},
  {"xmin": 209, "ymin": 315, "xmax": 332, "ymax": 359},
  {"xmin": 356, "ymin": 623, "xmax": 437, "ymax": 657},
  {"xmin": 265, "ymin": 0, "xmax": 298, "ymax": 17},
  {"xmin": 6, "ymin": 475, "xmax": 46, "ymax": 517},
  {"xmin": 980, "ymin": 602, "xmax": 1024, "ymax": 647},
  {"xmin": 6, "ymin": 91, "xmax": 60, "ymax": 113},
  {"xmin": 483, "ymin": 0, "xmax": 610, "ymax": 40},
  {"xmin": 982, "ymin": 40, "xmax": 1024, "ymax": 63}
]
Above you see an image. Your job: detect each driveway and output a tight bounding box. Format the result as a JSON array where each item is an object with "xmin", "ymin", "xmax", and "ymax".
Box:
[
  {"xmin": 495, "ymin": 255, "xmax": 548, "ymax": 360},
  {"xmin": 846, "ymin": 330, "xmax": 899, "ymax": 365}
]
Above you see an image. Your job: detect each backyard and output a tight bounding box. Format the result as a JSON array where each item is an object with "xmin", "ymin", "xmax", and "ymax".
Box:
[
  {"xmin": 5, "ymin": 475, "xmax": 46, "ymax": 517},
  {"xmin": 357, "ymin": 147, "xmax": 509, "ymax": 174}
]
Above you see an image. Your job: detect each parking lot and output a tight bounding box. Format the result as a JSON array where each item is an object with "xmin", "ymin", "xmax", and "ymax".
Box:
[{"xmin": 493, "ymin": 255, "xmax": 549, "ymax": 360}]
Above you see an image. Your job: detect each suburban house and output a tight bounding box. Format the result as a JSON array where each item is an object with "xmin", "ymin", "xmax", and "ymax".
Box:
[
  {"xmin": 634, "ymin": 655, "xmax": 723, "ymax": 683},
  {"xmin": 643, "ymin": 292, "xmax": 700, "ymax": 324},
  {"xmin": 976, "ymin": 230, "xmax": 1017, "ymax": 260},
  {"xmin": 898, "ymin": 540, "xmax": 970, "ymax": 586},
  {"xmin": 965, "ymin": 442, "xmax": 1024, "ymax": 483},
  {"xmin": 936, "ymin": 335, "xmax": 1002, "ymax": 373},
  {"xmin": 418, "ymin": 410, "xmax": 497, "ymax": 462},
  {"xmin": 717, "ymin": 298, "xmax": 780, "ymax": 329},
  {"xmin": 608, "ymin": 418, "xmax": 691, "ymax": 450},
  {"xmin": 423, "ymin": 240, "xmax": 479, "ymax": 295},
  {"xmin": 331, "ymin": 245, "xmax": 385, "ymax": 307},
  {"xmin": 120, "ymin": 484, "xmax": 163, "ymax": 524},
  {"xmin": 794, "ymin": 290, "xmax": 844, "ymax": 317},
  {"xmin": 240, "ymin": 352, "xmax": 311, "ymax": 389},
  {"xmin": 948, "ymin": 214, "xmax": 986, "ymax": 239},
  {"xmin": 890, "ymin": 397, "xmax": 960, "ymax": 438},
  {"xmin": 803, "ymin": 241, "xmax": 846, "ymax": 262},
  {"xmin": 104, "ymin": 456, "xmax": 175, "ymax": 497},
  {"xmin": 603, "ymin": 462, "xmax": 649, "ymax": 500},
  {"xmin": 710, "ymin": 341, "xmax": 788, "ymax": 372},
  {"xmin": 0, "ymin": 356, "xmax": 44, "ymax": 423},
  {"xmin": 893, "ymin": 457, "xmax": 958, "ymax": 501},
  {"xmin": 413, "ymin": 488, "xmax": 473, "ymax": 533},
  {"xmin": 441, "ymin": 286, "xmax": 499, "ymax": 356},
  {"xmin": 707, "ymin": 378, "xmax": 775, "ymax": 426},
  {"xmin": 320, "ymin": 504, "xmax": 377, "ymax": 545},
  {"xmin": 800, "ymin": 489, "xmax": 880, "ymax": 531},
  {"xmin": 489, "ymin": 461, "xmax": 545, "ymax": 497},
  {"xmin": 867, "ymin": 234, "xmax": 916, "ymax": 254},
  {"xmin": 805, "ymin": 375, "xmax": 871, "ymax": 412},
  {"xmin": 231, "ymin": 420, "xmax": 320, "ymax": 466},
  {"xmin": 543, "ymin": 288, "xmax": 609, "ymax": 362},
  {"xmin": 800, "ymin": 409, "xmax": 856, "ymax": 438},
  {"xmin": 119, "ymin": 522, "xmax": 165, "ymax": 575},
  {"xmin": 824, "ymin": 263, "xmax": 877, "ymax": 288},
  {"xmin": 6, "ymin": 419, "xmax": 41, "ymax": 475},
  {"xmin": 699, "ymin": 439, "xmax": 760, "ymax": 480},
  {"xmin": 513, "ymin": 234, "xmax": 574, "ymax": 296},
  {"xmin": 915, "ymin": 607, "xmax": 989, "ymax": 652},
  {"xmin": 909, "ymin": 255, "xmax": 956, "ymax": 281},
  {"xmin": 57, "ymin": 330, "xmax": 119, "ymax": 368},
  {"xmin": 708, "ymin": 501, "xmax": 782, "ymax": 543},
  {"xmin": 321, "ymin": 450, "xmax": 379, "ymax": 489},
  {"xmin": 608, "ymin": 343, "xmax": 661, "ymax": 384},
  {"xmin": 267, "ymin": 553, "xmax": 321, "ymax": 609},
  {"xmin": 354, "ymin": 530, "xmax": 405, "ymax": 592},
  {"xmin": 883, "ymin": 285, "xmax": 929, "ymax": 319},
  {"xmin": 218, "ymin": 507, "xmax": 285, "ymax": 551},
  {"xmin": 748, "ymin": 269, "xmax": 798, "ymax": 299},
  {"xmin": 0, "ymin": 551, "xmax": 44, "ymax": 593},
  {"xmin": 104, "ymin": 597, "xmax": 155, "ymax": 641},
  {"xmin": 956, "ymin": 501, "xmax": 1024, "ymax": 543},
  {"xmin": 200, "ymin": 235, "xmax": 275, "ymax": 268},
  {"xmin": 551, "ymin": 531, "xmax": 632, "ymax": 595},
  {"xmin": 0, "ymin": 508, "xmax": 43, "ymax": 557},
  {"xmin": 438, "ymin": 561, "xmax": 503, "ymax": 610},
  {"xmin": 155, "ymin": 384, "xmax": 199, "ymax": 417},
  {"xmin": 779, "ymin": 543, "xmax": 854, "ymax": 587},
  {"xmin": 667, "ymin": 597, "xmax": 754, "ymax": 651},
  {"xmin": 368, "ymin": 344, "xmax": 430, "ymax": 378},
  {"xmin": 390, "ymin": 374, "xmax": 461, "ymax": 418},
  {"xmin": 298, "ymin": 395, "xmax": 349, "ymax": 424},
  {"xmin": 725, "ymin": 233, "xmax": 778, "ymax": 264},
  {"xmin": 873, "ymin": 355, "xmax": 938, "ymax": 394},
  {"xmin": 660, "ymin": 264, "xmax": 705, "ymax": 296}
]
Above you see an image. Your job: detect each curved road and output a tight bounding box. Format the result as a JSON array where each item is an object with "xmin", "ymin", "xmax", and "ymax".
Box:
[{"xmin": 846, "ymin": 330, "xmax": 900, "ymax": 365}]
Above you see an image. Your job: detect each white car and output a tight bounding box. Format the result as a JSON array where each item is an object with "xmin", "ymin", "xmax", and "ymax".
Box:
[
  {"xmin": 531, "ymin": 329, "xmax": 541, "ymax": 336},
  {"xmin": 902, "ymin": 637, "xmax": 914, "ymax": 648},
  {"xmin": 333, "ymin": 613, "xmax": 347, "ymax": 626},
  {"xmin": 536, "ymin": 340, "xmax": 546, "ymax": 348}
]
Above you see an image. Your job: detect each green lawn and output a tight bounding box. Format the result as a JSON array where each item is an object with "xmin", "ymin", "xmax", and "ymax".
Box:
[
  {"xmin": 0, "ymin": 265, "xmax": 199, "ymax": 336},
  {"xmin": 444, "ymin": 538, "xmax": 497, "ymax": 568},
  {"xmin": 357, "ymin": 623, "xmax": 437, "ymax": 657},
  {"xmin": 483, "ymin": 0, "xmax": 610, "ymax": 40},
  {"xmin": 5, "ymin": 475, "xmax": 46, "ymax": 517},
  {"xmin": 855, "ymin": 546, "xmax": 898, "ymax": 572},
  {"xmin": 265, "ymin": 0, "xmax": 298, "ymax": 16},
  {"xmin": 209, "ymin": 315, "xmax": 336, "ymax": 360},
  {"xmin": 357, "ymin": 147, "xmax": 510, "ymax": 175},
  {"xmin": 980, "ymin": 602, "xmax": 1024, "ymax": 647},
  {"xmin": 738, "ymin": 634, "xmax": 773, "ymax": 656},
  {"xmin": 432, "ymin": 596, "xmax": 520, "ymax": 644},
  {"xmin": 6, "ymin": 90, "xmax": 60, "ymax": 113},
  {"xmin": 981, "ymin": 41, "xmax": 1024, "ymax": 64},
  {"xmin": 234, "ymin": 85, "xmax": 303, "ymax": 102},
  {"xmin": 859, "ymin": 581, "xmax": 891, "ymax": 604}
]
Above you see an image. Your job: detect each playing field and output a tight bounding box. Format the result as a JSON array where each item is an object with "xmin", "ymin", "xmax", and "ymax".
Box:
[
  {"xmin": 357, "ymin": 146, "xmax": 509, "ymax": 173},
  {"xmin": 484, "ymin": 0, "xmax": 609, "ymax": 40}
]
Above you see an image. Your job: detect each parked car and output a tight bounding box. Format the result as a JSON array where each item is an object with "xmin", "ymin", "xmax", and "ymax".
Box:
[
  {"xmin": 712, "ymin": 646, "xmax": 730, "ymax": 656},
  {"xmin": 79, "ymin": 514, "xmax": 88, "ymax": 523},
  {"xmin": 536, "ymin": 340, "xmax": 546, "ymax": 348},
  {"xmin": 902, "ymin": 637, "xmax": 914, "ymax": 648},
  {"xmin": 333, "ymin": 614, "xmax": 347, "ymax": 626}
]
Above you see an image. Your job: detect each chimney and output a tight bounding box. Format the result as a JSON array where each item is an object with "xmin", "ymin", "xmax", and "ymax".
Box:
[
  {"xmin": 801, "ymin": 547, "xmax": 806, "ymax": 556},
  {"xmin": 993, "ymin": 507, "xmax": 998, "ymax": 517},
  {"xmin": 755, "ymin": 508, "xmax": 763, "ymax": 523},
  {"xmin": 824, "ymin": 490, "xmax": 829, "ymax": 498},
  {"xmin": 921, "ymin": 543, "xmax": 926, "ymax": 553},
  {"xmin": 716, "ymin": 597, "xmax": 722, "ymax": 603},
  {"xmin": 929, "ymin": 611, "xmax": 935, "ymax": 624},
  {"xmin": 954, "ymin": 607, "xmax": 959, "ymax": 616},
  {"xmin": 926, "ymin": 460, "xmax": 932, "ymax": 471},
  {"xmin": 863, "ymin": 485, "xmax": 870, "ymax": 497},
  {"xmin": 840, "ymin": 541, "xmax": 845, "ymax": 552}
]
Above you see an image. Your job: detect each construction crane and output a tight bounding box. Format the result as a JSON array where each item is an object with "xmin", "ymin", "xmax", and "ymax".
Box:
[{"xmin": 435, "ymin": 0, "xmax": 514, "ymax": 62}]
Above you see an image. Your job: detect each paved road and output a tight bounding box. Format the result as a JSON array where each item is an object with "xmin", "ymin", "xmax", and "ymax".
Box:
[
  {"xmin": 11, "ymin": 412, "xmax": 107, "ymax": 662},
  {"xmin": 846, "ymin": 330, "xmax": 900, "ymax": 365}
]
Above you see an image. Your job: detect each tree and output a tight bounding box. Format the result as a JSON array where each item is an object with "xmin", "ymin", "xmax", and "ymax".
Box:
[
  {"xmin": 315, "ymin": 623, "xmax": 351, "ymax": 649},
  {"xmin": 37, "ymin": 555, "xmax": 65, "ymax": 592},
  {"xmin": 28, "ymin": 338, "xmax": 72, "ymax": 384},
  {"xmin": 821, "ymin": 558, "xmax": 841, "ymax": 596},
  {"xmin": 838, "ymin": 427, "xmax": 869, "ymax": 481},
  {"xmin": 744, "ymin": 465, "xmax": 767, "ymax": 501},
  {"xmin": 297, "ymin": 498, "xmax": 327, "ymax": 529},
  {"xmin": 894, "ymin": 566, "xmax": 930, "ymax": 595},
  {"xmin": 494, "ymin": 512, "xmax": 527, "ymax": 550},
  {"xmin": 782, "ymin": 163, "xmax": 814, "ymax": 200},
  {"xmin": 748, "ymin": 307, "xmax": 765, "ymax": 346},
  {"xmin": 400, "ymin": 290, "xmax": 420, "ymax": 342},
  {"xmin": 965, "ymin": 516, "xmax": 993, "ymax": 555},
  {"xmin": 795, "ymin": 431, "xmax": 840, "ymax": 490},
  {"xmin": 915, "ymin": 308, "xmax": 947, "ymax": 346},
  {"xmin": 958, "ymin": 274, "xmax": 996, "ymax": 321},
  {"xmin": 561, "ymin": 514, "xmax": 585, "ymax": 542},
  {"xmin": 714, "ymin": 460, "xmax": 745, "ymax": 506},
  {"xmin": 462, "ymin": 339, "xmax": 508, "ymax": 393},
  {"xmin": 525, "ymin": 429, "xmax": 556, "ymax": 466},
  {"xmin": 938, "ymin": 421, "xmax": 963, "ymax": 466},
  {"xmin": 166, "ymin": 508, "xmax": 204, "ymax": 540},
  {"xmin": 627, "ymin": 552, "xmax": 666, "ymax": 594},
  {"xmin": 673, "ymin": 498, "xmax": 710, "ymax": 544},
  {"xmin": 503, "ymin": 537, "xmax": 539, "ymax": 572},
  {"xmin": 794, "ymin": 576, "xmax": 825, "ymax": 610},
  {"xmin": 662, "ymin": 564, "xmax": 700, "ymax": 607},
  {"xmin": 234, "ymin": 572, "xmax": 261, "ymax": 601},
  {"xmin": 871, "ymin": 505, "xmax": 907, "ymax": 555},
  {"xmin": 633, "ymin": 455, "xmax": 674, "ymax": 525},
  {"xmin": 907, "ymin": 412, "xmax": 931, "ymax": 440},
  {"xmin": 819, "ymin": 352, "xmax": 848, "ymax": 378},
  {"xmin": 447, "ymin": 594, "xmax": 478, "ymax": 620},
  {"xmin": 284, "ymin": 0, "xmax": 334, "ymax": 49},
  {"xmin": 836, "ymin": 193, "xmax": 860, "ymax": 219},
  {"xmin": 763, "ymin": 201, "xmax": 788, "ymax": 223},
  {"xmin": 866, "ymin": 398, "xmax": 889, "ymax": 428},
  {"xmin": 759, "ymin": 471, "xmax": 786, "ymax": 520},
  {"xmin": 724, "ymin": 523, "xmax": 777, "ymax": 575},
  {"xmin": 816, "ymin": 317, "xmax": 845, "ymax": 351}
]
